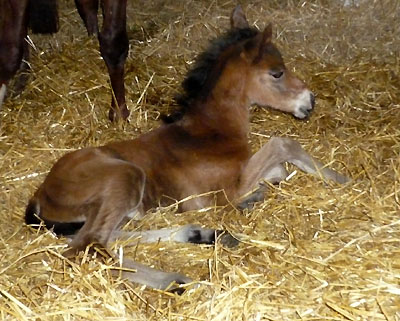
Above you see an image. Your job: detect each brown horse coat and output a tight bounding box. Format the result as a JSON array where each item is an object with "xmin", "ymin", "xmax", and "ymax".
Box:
[{"xmin": 0, "ymin": 0, "xmax": 129, "ymax": 120}]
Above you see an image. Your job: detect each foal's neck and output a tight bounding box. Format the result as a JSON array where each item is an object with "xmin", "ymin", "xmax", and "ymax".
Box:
[{"xmin": 183, "ymin": 68, "xmax": 250, "ymax": 139}]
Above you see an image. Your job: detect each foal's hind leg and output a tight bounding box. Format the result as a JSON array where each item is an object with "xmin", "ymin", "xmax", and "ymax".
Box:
[
  {"xmin": 70, "ymin": 219, "xmax": 195, "ymax": 292},
  {"xmin": 237, "ymin": 137, "xmax": 349, "ymax": 208},
  {"xmin": 99, "ymin": 0, "xmax": 129, "ymax": 121},
  {"xmin": 67, "ymin": 163, "xmax": 146, "ymax": 253},
  {"xmin": 59, "ymin": 162, "xmax": 192, "ymax": 291}
]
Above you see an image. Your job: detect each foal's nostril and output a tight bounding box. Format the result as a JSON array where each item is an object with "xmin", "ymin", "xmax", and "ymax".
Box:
[{"xmin": 310, "ymin": 93, "xmax": 315, "ymax": 109}]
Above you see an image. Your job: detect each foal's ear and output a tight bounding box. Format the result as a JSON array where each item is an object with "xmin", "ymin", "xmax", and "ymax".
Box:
[
  {"xmin": 261, "ymin": 24, "xmax": 273, "ymax": 45},
  {"xmin": 230, "ymin": 5, "xmax": 249, "ymax": 29},
  {"xmin": 252, "ymin": 24, "xmax": 273, "ymax": 63},
  {"xmin": 258, "ymin": 24, "xmax": 273, "ymax": 53}
]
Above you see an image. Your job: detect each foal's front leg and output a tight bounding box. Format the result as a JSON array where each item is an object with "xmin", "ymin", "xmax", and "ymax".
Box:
[{"xmin": 237, "ymin": 137, "xmax": 349, "ymax": 208}]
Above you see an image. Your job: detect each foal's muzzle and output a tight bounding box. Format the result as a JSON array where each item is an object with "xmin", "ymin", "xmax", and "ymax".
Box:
[{"xmin": 293, "ymin": 90, "xmax": 315, "ymax": 119}]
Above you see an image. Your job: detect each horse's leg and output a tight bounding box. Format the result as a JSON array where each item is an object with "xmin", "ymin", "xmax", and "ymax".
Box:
[
  {"xmin": 99, "ymin": 0, "xmax": 129, "ymax": 121},
  {"xmin": 12, "ymin": 36, "xmax": 30, "ymax": 94},
  {"xmin": 237, "ymin": 163, "xmax": 289, "ymax": 210},
  {"xmin": 74, "ymin": 0, "xmax": 99, "ymax": 36},
  {"xmin": 237, "ymin": 137, "xmax": 349, "ymax": 209},
  {"xmin": 0, "ymin": 0, "xmax": 59, "ymax": 100},
  {"xmin": 0, "ymin": 0, "xmax": 29, "ymax": 100}
]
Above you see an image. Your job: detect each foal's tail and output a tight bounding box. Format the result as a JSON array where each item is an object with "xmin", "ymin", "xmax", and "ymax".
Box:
[
  {"xmin": 25, "ymin": 197, "xmax": 84, "ymax": 236},
  {"xmin": 28, "ymin": 0, "xmax": 59, "ymax": 34}
]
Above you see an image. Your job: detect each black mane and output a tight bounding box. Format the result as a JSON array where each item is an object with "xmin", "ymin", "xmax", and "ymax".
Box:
[{"xmin": 161, "ymin": 27, "xmax": 259, "ymax": 123}]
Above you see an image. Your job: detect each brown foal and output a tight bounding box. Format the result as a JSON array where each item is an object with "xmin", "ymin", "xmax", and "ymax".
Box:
[{"xmin": 25, "ymin": 6, "xmax": 349, "ymax": 291}]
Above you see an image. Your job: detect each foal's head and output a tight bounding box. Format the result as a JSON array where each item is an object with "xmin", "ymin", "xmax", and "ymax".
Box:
[
  {"xmin": 231, "ymin": 6, "xmax": 315, "ymax": 119},
  {"xmin": 163, "ymin": 6, "xmax": 315, "ymax": 124}
]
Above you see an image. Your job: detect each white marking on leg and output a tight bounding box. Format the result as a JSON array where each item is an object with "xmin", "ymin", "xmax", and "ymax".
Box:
[
  {"xmin": 113, "ymin": 226, "xmax": 183, "ymax": 243},
  {"xmin": 112, "ymin": 225, "xmax": 216, "ymax": 244},
  {"xmin": 126, "ymin": 209, "xmax": 144, "ymax": 220},
  {"xmin": 0, "ymin": 84, "xmax": 6, "ymax": 112}
]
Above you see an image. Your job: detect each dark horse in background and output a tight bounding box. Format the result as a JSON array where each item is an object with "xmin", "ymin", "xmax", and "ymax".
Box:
[{"xmin": 0, "ymin": 0, "xmax": 129, "ymax": 120}]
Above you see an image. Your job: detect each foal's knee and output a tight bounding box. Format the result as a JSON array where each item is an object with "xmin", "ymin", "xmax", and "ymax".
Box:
[{"xmin": 269, "ymin": 136, "xmax": 301, "ymax": 155}]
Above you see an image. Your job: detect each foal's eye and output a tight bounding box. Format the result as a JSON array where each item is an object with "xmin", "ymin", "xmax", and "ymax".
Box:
[{"xmin": 269, "ymin": 70, "xmax": 284, "ymax": 79}]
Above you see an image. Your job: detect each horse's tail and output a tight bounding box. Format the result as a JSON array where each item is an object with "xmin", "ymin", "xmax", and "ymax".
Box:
[
  {"xmin": 25, "ymin": 196, "xmax": 84, "ymax": 236},
  {"xmin": 28, "ymin": 0, "xmax": 59, "ymax": 34}
]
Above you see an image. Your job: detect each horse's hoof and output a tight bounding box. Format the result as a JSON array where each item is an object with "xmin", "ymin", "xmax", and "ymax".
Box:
[{"xmin": 108, "ymin": 105, "xmax": 130, "ymax": 122}]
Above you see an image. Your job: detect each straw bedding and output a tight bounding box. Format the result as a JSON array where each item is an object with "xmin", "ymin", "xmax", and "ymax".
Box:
[{"xmin": 1, "ymin": 0, "xmax": 399, "ymax": 319}]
